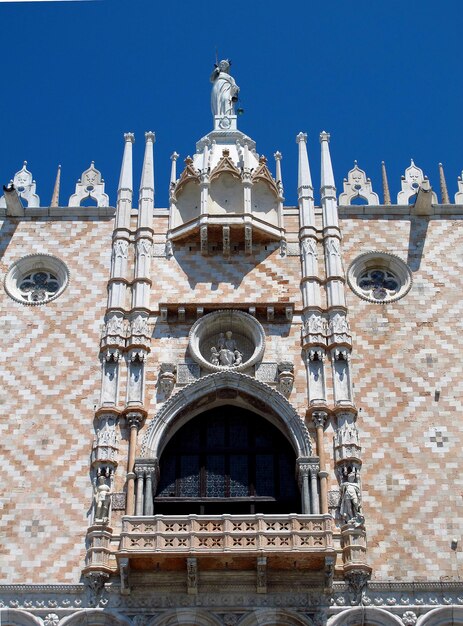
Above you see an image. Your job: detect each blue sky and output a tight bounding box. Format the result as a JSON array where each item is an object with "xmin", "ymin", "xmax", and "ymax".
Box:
[{"xmin": 0, "ymin": 0, "xmax": 461, "ymax": 207}]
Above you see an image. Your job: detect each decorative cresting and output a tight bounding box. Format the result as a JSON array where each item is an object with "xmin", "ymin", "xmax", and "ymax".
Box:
[
  {"xmin": 456, "ymin": 170, "xmax": 463, "ymax": 204},
  {"xmin": 188, "ymin": 310, "xmax": 265, "ymax": 373},
  {"xmin": 338, "ymin": 161, "xmax": 379, "ymax": 205},
  {"xmin": 68, "ymin": 162, "xmax": 109, "ymax": 207},
  {"xmin": 141, "ymin": 371, "xmax": 312, "ymax": 459},
  {"xmin": 397, "ymin": 159, "xmax": 437, "ymax": 205},
  {"xmin": 347, "ymin": 251, "xmax": 412, "ymax": 304},
  {"xmin": 0, "ymin": 161, "xmax": 40, "ymax": 208}
]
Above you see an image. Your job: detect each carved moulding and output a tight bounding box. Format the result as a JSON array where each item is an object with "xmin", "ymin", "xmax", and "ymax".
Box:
[
  {"xmin": 140, "ymin": 370, "xmax": 312, "ymax": 459},
  {"xmin": 188, "ymin": 309, "xmax": 265, "ymax": 373}
]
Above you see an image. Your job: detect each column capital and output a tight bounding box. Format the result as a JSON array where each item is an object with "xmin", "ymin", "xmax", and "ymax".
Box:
[
  {"xmin": 125, "ymin": 410, "xmax": 146, "ymax": 430},
  {"xmin": 312, "ymin": 410, "xmax": 328, "ymax": 428}
]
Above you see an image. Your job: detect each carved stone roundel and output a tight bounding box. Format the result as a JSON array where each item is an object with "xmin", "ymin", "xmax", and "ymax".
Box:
[
  {"xmin": 188, "ymin": 310, "xmax": 265, "ymax": 373},
  {"xmin": 4, "ymin": 253, "xmax": 69, "ymax": 306},
  {"xmin": 347, "ymin": 251, "xmax": 412, "ymax": 304}
]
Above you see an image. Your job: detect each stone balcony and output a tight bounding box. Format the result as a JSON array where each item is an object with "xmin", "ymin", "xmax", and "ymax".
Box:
[{"xmin": 117, "ymin": 513, "xmax": 336, "ymax": 578}]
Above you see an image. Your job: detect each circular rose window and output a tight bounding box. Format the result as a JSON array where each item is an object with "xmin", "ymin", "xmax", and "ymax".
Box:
[
  {"xmin": 188, "ymin": 310, "xmax": 265, "ymax": 373},
  {"xmin": 4, "ymin": 254, "xmax": 69, "ymax": 305},
  {"xmin": 347, "ymin": 252, "xmax": 412, "ymax": 304}
]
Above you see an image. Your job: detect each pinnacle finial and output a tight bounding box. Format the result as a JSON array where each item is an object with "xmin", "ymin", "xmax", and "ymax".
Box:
[
  {"xmin": 118, "ymin": 132, "xmax": 134, "ymax": 192},
  {"xmin": 438, "ymin": 162, "xmax": 450, "ymax": 204},
  {"xmin": 381, "ymin": 161, "xmax": 391, "ymax": 205},
  {"xmin": 50, "ymin": 164, "xmax": 61, "ymax": 208},
  {"xmin": 320, "ymin": 131, "xmax": 330, "ymax": 143},
  {"xmin": 296, "ymin": 132, "xmax": 307, "ymax": 144}
]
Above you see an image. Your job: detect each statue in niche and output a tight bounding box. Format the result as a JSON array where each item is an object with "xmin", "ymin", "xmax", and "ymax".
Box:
[
  {"xmin": 210, "ymin": 331, "xmax": 243, "ymax": 367},
  {"xmin": 210, "ymin": 60, "xmax": 240, "ymax": 117},
  {"xmin": 339, "ymin": 469, "xmax": 364, "ymax": 526},
  {"xmin": 93, "ymin": 475, "xmax": 111, "ymax": 523}
]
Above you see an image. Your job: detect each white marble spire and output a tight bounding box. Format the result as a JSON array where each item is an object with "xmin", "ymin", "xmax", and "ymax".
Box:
[
  {"xmin": 296, "ymin": 132, "xmax": 315, "ymax": 228},
  {"xmin": 115, "ymin": 133, "xmax": 134, "ymax": 232},
  {"xmin": 118, "ymin": 132, "xmax": 134, "ymax": 192},
  {"xmin": 139, "ymin": 132, "xmax": 155, "ymax": 196},
  {"xmin": 320, "ymin": 131, "xmax": 335, "ymax": 190},
  {"xmin": 320, "ymin": 131, "xmax": 338, "ymax": 228}
]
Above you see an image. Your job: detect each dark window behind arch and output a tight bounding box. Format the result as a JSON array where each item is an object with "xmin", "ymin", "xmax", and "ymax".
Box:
[{"xmin": 155, "ymin": 406, "xmax": 300, "ymax": 515}]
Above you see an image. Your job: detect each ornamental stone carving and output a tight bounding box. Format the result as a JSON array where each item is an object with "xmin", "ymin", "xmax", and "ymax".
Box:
[
  {"xmin": 43, "ymin": 614, "xmax": 59, "ymax": 626},
  {"xmin": 159, "ymin": 363, "xmax": 177, "ymax": 397},
  {"xmin": 277, "ymin": 361, "xmax": 294, "ymax": 397},
  {"xmin": 188, "ymin": 310, "xmax": 265, "ymax": 373},
  {"xmin": 0, "ymin": 161, "xmax": 40, "ymax": 208},
  {"xmin": 402, "ymin": 611, "xmax": 417, "ymax": 625},
  {"xmin": 68, "ymin": 162, "xmax": 109, "ymax": 207},
  {"xmin": 339, "ymin": 161, "xmax": 380, "ymax": 205}
]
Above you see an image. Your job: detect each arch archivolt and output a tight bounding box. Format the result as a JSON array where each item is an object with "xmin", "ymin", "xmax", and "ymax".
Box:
[
  {"xmin": 416, "ymin": 606, "xmax": 463, "ymax": 626},
  {"xmin": 327, "ymin": 607, "xmax": 403, "ymax": 626},
  {"xmin": 141, "ymin": 371, "xmax": 312, "ymax": 460},
  {"xmin": 148, "ymin": 609, "xmax": 222, "ymax": 626},
  {"xmin": 0, "ymin": 609, "xmax": 43, "ymax": 626},
  {"xmin": 237, "ymin": 608, "xmax": 314, "ymax": 625},
  {"xmin": 59, "ymin": 610, "xmax": 133, "ymax": 626}
]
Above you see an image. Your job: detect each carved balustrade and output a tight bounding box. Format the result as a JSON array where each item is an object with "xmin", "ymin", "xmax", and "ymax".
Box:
[{"xmin": 119, "ymin": 513, "xmax": 334, "ymax": 566}]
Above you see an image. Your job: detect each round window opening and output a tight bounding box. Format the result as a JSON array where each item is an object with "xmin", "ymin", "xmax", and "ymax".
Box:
[
  {"xmin": 347, "ymin": 252, "xmax": 412, "ymax": 304},
  {"xmin": 4, "ymin": 254, "xmax": 69, "ymax": 305}
]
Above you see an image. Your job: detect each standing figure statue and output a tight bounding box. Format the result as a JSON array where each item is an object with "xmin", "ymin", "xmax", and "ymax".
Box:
[
  {"xmin": 93, "ymin": 475, "xmax": 111, "ymax": 523},
  {"xmin": 339, "ymin": 470, "xmax": 364, "ymax": 526},
  {"xmin": 210, "ymin": 60, "xmax": 240, "ymax": 117}
]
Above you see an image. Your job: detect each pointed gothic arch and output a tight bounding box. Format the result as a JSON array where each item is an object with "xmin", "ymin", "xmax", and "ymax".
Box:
[{"xmin": 141, "ymin": 371, "xmax": 312, "ymax": 460}]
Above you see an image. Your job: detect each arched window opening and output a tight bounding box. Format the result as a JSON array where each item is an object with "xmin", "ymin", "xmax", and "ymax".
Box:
[{"xmin": 154, "ymin": 406, "xmax": 300, "ymax": 515}]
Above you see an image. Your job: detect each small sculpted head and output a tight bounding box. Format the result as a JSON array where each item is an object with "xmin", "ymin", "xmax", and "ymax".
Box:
[{"xmin": 219, "ymin": 60, "xmax": 230, "ymax": 73}]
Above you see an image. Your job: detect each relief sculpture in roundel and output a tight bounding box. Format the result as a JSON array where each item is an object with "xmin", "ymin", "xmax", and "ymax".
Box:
[
  {"xmin": 188, "ymin": 310, "xmax": 265, "ymax": 373},
  {"xmin": 210, "ymin": 331, "xmax": 243, "ymax": 367}
]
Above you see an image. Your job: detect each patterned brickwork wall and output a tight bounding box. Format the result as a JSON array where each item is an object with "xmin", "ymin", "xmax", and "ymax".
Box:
[
  {"xmin": 0, "ymin": 215, "xmax": 114, "ymax": 583},
  {"xmin": 338, "ymin": 214, "xmax": 463, "ymax": 581},
  {"xmin": 150, "ymin": 241, "xmax": 302, "ymax": 309}
]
